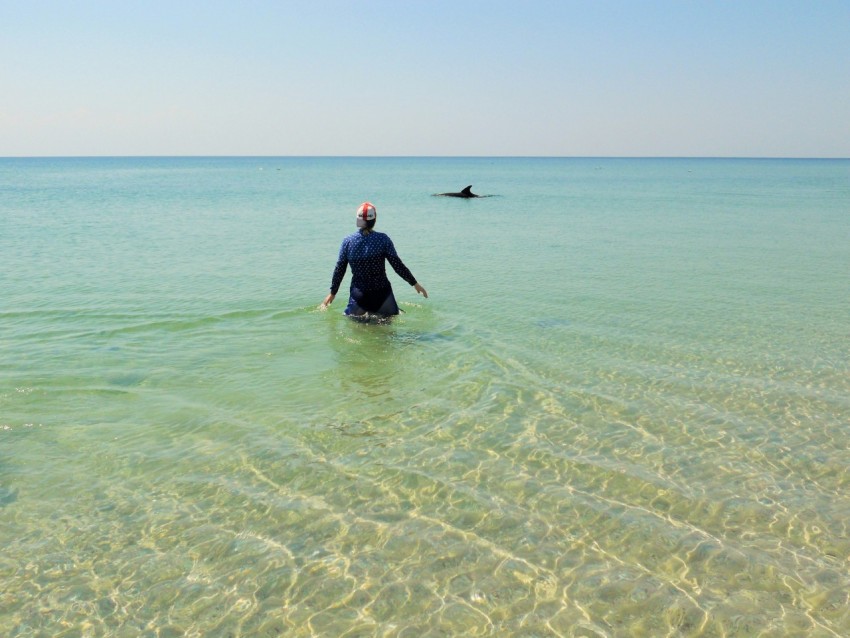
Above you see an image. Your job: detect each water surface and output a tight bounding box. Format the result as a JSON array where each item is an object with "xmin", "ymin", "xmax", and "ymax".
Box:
[{"xmin": 2, "ymin": 157, "xmax": 849, "ymax": 636}]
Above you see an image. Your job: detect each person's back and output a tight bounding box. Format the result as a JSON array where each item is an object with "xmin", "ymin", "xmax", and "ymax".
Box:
[{"xmin": 340, "ymin": 230, "xmax": 398, "ymax": 292}]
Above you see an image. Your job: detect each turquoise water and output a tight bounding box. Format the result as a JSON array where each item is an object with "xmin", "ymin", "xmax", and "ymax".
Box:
[{"xmin": 2, "ymin": 157, "xmax": 849, "ymax": 637}]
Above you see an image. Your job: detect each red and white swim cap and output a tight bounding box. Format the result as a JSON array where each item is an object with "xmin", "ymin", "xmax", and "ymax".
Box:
[{"xmin": 355, "ymin": 202, "xmax": 376, "ymax": 227}]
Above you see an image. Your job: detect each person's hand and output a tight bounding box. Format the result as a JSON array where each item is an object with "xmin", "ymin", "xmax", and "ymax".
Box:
[
  {"xmin": 321, "ymin": 293, "xmax": 335, "ymax": 309},
  {"xmin": 414, "ymin": 283, "xmax": 428, "ymax": 298}
]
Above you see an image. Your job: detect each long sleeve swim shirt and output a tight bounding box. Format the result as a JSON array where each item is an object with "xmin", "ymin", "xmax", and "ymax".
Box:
[{"xmin": 330, "ymin": 231, "xmax": 417, "ymax": 297}]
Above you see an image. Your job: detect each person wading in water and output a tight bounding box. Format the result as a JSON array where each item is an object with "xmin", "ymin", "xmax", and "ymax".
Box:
[{"xmin": 322, "ymin": 202, "xmax": 428, "ymax": 318}]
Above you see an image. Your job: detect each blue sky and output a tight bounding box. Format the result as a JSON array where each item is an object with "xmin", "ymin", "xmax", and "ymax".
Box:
[{"xmin": 2, "ymin": 0, "xmax": 848, "ymax": 157}]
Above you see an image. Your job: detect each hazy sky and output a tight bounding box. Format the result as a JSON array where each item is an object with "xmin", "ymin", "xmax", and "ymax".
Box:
[{"xmin": 2, "ymin": 0, "xmax": 848, "ymax": 157}]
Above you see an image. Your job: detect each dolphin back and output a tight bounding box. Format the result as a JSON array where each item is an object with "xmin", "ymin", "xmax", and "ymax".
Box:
[{"xmin": 433, "ymin": 184, "xmax": 484, "ymax": 197}]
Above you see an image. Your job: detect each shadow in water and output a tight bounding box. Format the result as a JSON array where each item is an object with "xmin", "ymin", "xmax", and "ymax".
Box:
[{"xmin": 0, "ymin": 487, "xmax": 19, "ymax": 507}]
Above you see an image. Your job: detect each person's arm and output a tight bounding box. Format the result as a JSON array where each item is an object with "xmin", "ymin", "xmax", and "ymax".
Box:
[
  {"xmin": 323, "ymin": 239, "xmax": 349, "ymax": 306},
  {"xmin": 386, "ymin": 252, "xmax": 427, "ymax": 298},
  {"xmin": 384, "ymin": 237, "xmax": 424, "ymax": 291}
]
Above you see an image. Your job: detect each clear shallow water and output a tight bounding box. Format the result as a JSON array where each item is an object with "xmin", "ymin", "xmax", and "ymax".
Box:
[{"xmin": 1, "ymin": 157, "xmax": 849, "ymax": 637}]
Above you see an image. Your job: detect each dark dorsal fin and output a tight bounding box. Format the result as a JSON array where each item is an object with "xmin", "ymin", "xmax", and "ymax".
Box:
[{"xmin": 461, "ymin": 185, "xmax": 473, "ymax": 195}]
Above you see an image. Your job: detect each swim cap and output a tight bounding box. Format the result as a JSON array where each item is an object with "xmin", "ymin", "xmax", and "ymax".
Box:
[{"xmin": 355, "ymin": 202, "xmax": 377, "ymax": 228}]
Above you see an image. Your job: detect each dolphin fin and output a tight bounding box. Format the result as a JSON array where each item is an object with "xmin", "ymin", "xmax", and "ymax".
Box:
[{"xmin": 460, "ymin": 185, "xmax": 473, "ymax": 196}]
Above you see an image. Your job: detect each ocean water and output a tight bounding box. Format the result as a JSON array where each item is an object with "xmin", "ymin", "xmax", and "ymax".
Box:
[{"xmin": 1, "ymin": 156, "xmax": 849, "ymax": 637}]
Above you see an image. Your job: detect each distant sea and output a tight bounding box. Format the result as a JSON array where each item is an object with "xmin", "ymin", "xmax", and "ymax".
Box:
[{"xmin": 2, "ymin": 157, "xmax": 849, "ymax": 637}]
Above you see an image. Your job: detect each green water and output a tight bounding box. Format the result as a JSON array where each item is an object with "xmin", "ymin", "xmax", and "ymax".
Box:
[{"xmin": 2, "ymin": 157, "xmax": 849, "ymax": 636}]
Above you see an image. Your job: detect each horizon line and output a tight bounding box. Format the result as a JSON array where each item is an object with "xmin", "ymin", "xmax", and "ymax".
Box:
[{"xmin": 2, "ymin": 154, "xmax": 848, "ymax": 160}]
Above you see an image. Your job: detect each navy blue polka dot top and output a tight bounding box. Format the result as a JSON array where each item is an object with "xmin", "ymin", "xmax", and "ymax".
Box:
[{"xmin": 330, "ymin": 230, "xmax": 417, "ymax": 295}]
